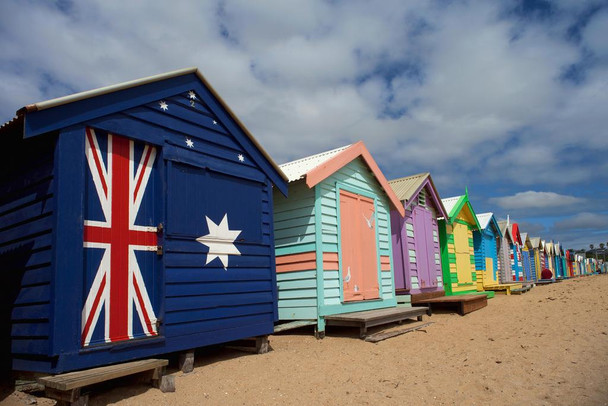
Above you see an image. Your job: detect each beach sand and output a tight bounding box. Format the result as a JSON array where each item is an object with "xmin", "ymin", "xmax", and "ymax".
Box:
[{"xmin": 3, "ymin": 274, "xmax": 607, "ymax": 405}]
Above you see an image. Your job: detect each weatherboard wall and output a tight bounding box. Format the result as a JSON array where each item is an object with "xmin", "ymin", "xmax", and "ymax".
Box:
[
  {"xmin": 391, "ymin": 186, "xmax": 443, "ymax": 297},
  {"xmin": 439, "ymin": 216, "xmax": 477, "ymax": 295},
  {"xmin": 0, "ymin": 131, "xmax": 56, "ymax": 376},
  {"xmin": 473, "ymin": 226, "xmax": 499, "ymax": 290},
  {"xmin": 2, "ymin": 72, "xmax": 287, "ymax": 373},
  {"xmin": 273, "ymin": 180, "xmax": 318, "ymax": 321},
  {"xmin": 533, "ymin": 248, "xmax": 542, "ymax": 280}
]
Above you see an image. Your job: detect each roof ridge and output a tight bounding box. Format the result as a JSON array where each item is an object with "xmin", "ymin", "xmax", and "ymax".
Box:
[
  {"xmin": 388, "ymin": 172, "xmax": 429, "ymax": 184},
  {"xmin": 279, "ymin": 144, "xmax": 351, "ymax": 168}
]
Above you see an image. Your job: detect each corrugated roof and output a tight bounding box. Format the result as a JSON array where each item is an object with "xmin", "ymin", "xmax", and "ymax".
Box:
[
  {"xmin": 279, "ymin": 144, "xmax": 350, "ymax": 182},
  {"xmin": 476, "ymin": 212, "xmax": 494, "ymax": 230},
  {"xmin": 441, "ymin": 195, "xmax": 462, "ymax": 216},
  {"xmin": 4, "ymin": 67, "xmax": 288, "ymax": 182},
  {"xmin": 388, "ymin": 173, "xmax": 429, "ymax": 201}
]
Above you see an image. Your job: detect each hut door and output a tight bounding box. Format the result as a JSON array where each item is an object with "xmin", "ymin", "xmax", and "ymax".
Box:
[
  {"xmin": 82, "ymin": 129, "xmax": 161, "ymax": 347},
  {"xmin": 485, "ymin": 258, "xmax": 495, "ymax": 285},
  {"xmin": 412, "ymin": 206, "xmax": 435, "ymax": 289},
  {"xmin": 452, "ymin": 222, "xmax": 473, "ymax": 284},
  {"xmin": 340, "ymin": 190, "xmax": 379, "ymax": 302}
]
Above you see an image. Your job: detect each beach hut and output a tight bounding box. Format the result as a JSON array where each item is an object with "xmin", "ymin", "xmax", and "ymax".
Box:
[
  {"xmin": 0, "ymin": 68, "xmax": 288, "ymax": 374},
  {"xmin": 387, "ymin": 173, "xmax": 448, "ymax": 301},
  {"xmin": 474, "ymin": 214, "xmax": 522, "ymax": 295},
  {"xmin": 545, "ymin": 241, "xmax": 555, "ymax": 276},
  {"xmin": 473, "ymin": 213, "xmax": 501, "ymax": 290},
  {"xmin": 554, "ymin": 242, "xmax": 564, "ymax": 279},
  {"xmin": 559, "ymin": 244, "xmax": 568, "ymax": 278},
  {"xmin": 521, "ymin": 233, "xmax": 536, "ymax": 282},
  {"xmin": 497, "ymin": 221, "xmax": 515, "ymax": 283},
  {"xmin": 530, "ymin": 237, "xmax": 543, "ymax": 280},
  {"xmin": 508, "ymin": 223, "xmax": 524, "ymax": 281},
  {"xmin": 438, "ymin": 191, "xmax": 484, "ymax": 296},
  {"xmin": 566, "ymin": 250, "xmax": 575, "ymax": 277},
  {"xmin": 274, "ymin": 142, "xmax": 427, "ymax": 337}
]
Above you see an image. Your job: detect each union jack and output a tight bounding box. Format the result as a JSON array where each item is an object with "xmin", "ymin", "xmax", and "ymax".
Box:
[{"xmin": 81, "ymin": 128, "xmax": 159, "ymax": 347}]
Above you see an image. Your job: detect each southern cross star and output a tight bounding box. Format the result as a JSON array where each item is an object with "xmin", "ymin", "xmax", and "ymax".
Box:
[
  {"xmin": 188, "ymin": 90, "xmax": 197, "ymax": 100},
  {"xmin": 159, "ymin": 101, "xmax": 168, "ymax": 111},
  {"xmin": 196, "ymin": 214, "xmax": 242, "ymax": 270},
  {"xmin": 185, "ymin": 138, "xmax": 194, "ymax": 148}
]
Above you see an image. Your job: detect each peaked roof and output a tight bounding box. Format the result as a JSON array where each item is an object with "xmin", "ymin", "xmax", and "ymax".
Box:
[
  {"xmin": 497, "ymin": 221, "xmax": 514, "ymax": 244},
  {"xmin": 388, "ymin": 172, "xmax": 447, "ymax": 218},
  {"xmin": 280, "ymin": 144, "xmax": 350, "ymax": 182},
  {"xmin": 476, "ymin": 212, "xmax": 494, "ymax": 230},
  {"xmin": 441, "ymin": 196, "xmax": 461, "ymax": 216},
  {"xmin": 279, "ymin": 141, "xmax": 405, "ymax": 216},
  {"xmin": 440, "ymin": 191, "xmax": 481, "ymax": 230},
  {"xmin": 3, "ymin": 67, "xmax": 288, "ymax": 188},
  {"xmin": 509, "ymin": 223, "xmax": 523, "ymax": 245},
  {"xmin": 520, "ymin": 232, "xmax": 533, "ymax": 249},
  {"xmin": 530, "ymin": 237, "xmax": 541, "ymax": 248}
]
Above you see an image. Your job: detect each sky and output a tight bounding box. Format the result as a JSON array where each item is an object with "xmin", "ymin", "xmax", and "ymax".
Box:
[{"xmin": 0, "ymin": 0, "xmax": 607, "ymax": 250}]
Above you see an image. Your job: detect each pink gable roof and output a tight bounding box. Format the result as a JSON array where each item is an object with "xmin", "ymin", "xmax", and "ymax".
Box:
[{"xmin": 280, "ymin": 141, "xmax": 405, "ymax": 217}]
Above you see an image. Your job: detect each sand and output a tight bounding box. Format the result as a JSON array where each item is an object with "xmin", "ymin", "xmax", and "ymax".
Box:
[{"xmin": 3, "ymin": 274, "xmax": 607, "ymax": 406}]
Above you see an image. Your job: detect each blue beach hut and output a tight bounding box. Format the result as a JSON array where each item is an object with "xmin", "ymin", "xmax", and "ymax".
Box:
[{"xmin": 0, "ymin": 68, "xmax": 288, "ymax": 374}]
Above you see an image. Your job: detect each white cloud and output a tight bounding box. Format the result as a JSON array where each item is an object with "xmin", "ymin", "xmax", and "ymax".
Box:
[
  {"xmin": 554, "ymin": 212, "xmax": 608, "ymax": 231},
  {"xmin": 0, "ymin": 0, "xmax": 606, "ymax": 202},
  {"xmin": 489, "ymin": 191, "xmax": 586, "ymax": 210}
]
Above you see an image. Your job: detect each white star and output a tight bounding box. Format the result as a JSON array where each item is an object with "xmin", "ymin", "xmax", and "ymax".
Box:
[
  {"xmin": 159, "ymin": 101, "xmax": 168, "ymax": 111},
  {"xmin": 196, "ymin": 214, "xmax": 242, "ymax": 270},
  {"xmin": 188, "ymin": 90, "xmax": 197, "ymax": 100},
  {"xmin": 238, "ymin": 154, "xmax": 245, "ymax": 162},
  {"xmin": 185, "ymin": 138, "xmax": 194, "ymax": 148},
  {"xmin": 212, "ymin": 120, "xmax": 218, "ymax": 125}
]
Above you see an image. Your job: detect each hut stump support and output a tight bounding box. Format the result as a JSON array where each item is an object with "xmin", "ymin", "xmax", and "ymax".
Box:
[
  {"xmin": 314, "ymin": 328, "xmax": 325, "ymax": 340},
  {"xmin": 255, "ymin": 336, "xmax": 269, "ymax": 354},
  {"xmin": 178, "ymin": 351, "xmax": 194, "ymax": 373}
]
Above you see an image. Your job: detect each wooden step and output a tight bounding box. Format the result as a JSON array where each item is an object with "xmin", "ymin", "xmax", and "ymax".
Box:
[
  {"xmin": 412, "ymin": 294, "xmax": 487, "ymax": 315},
  {"xmin": 38, "ymin": 359, "xmax": 171, "ymax": 405},
  {"xmin": 324, "ymin": 306, "xmax": 430, "ymax": 339}
]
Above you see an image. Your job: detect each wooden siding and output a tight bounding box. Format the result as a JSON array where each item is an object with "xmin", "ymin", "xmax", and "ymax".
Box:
[
  {"xmin": 120, "ymin": 91, "xmax": 279, "ymax": 347},
  {"xmin": 439, "ymin": 215, "xmax": 477, "ymax": 295},
  {"xmin": 473, "ymin": 227, "xmax": 499, "ymax": 290},
  {"xmin": 392, "ymin": 190, "xmax": 443, "ymax": 294},
  {"xmin": 1, "ymin": 134, "xmax": 56, "ymax": 371},
  {"xmin": 273, "ymin": 181, "xmax": 318, "ymax": 320},
  {"xmin": 273, "ymin": 181, "xmax": 316, "ymax": 256}
]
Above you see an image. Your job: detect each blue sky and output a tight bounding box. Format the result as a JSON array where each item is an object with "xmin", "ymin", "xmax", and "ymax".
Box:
[{"xmin": 1, "ymin": 0, "xmax": 607, "ymax": 250}]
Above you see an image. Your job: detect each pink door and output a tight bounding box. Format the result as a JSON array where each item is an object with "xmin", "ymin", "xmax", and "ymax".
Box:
[{"xmin": 340, "ymin": 190, "xmax": 379, "ymax": 302}]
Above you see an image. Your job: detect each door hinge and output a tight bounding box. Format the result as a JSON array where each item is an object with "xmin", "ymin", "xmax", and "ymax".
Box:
[{"xmin": 157, "ymin": 246, "xmax": 164, "ymax": 255}]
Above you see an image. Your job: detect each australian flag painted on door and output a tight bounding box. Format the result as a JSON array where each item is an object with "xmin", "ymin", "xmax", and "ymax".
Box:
[{"xmin": 82, "ymin": 128, "xmax": 161, "ymax": 347}]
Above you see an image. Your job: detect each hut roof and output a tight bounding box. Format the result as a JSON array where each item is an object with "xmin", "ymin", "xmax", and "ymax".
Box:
[
  {"xmin": 279, "ymin": 141, "xmax": 405, "ymax": 216},
  {"xmin": 388, "ymin": 172, "xmax": 447, "ymax": 218},
  {"xmin": 2, "ymin": 67, "xmax": 288, "ymax": 189},
  {"xmin": 476, "ymin": 212, "xmax": 494, "ymax": 230},
  {"xmin": 440, "ymin": 192, "xmax": 481, "ymax": 230},
  {"xmin": 530, "ymin": 237, "xmax": 541, "ymax": 248}
]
